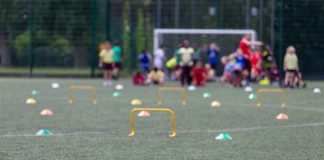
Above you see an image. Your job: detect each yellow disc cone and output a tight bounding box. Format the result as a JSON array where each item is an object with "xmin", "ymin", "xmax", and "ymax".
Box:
[
  {"xmin": 131, "ymin": 99, "xmax": 142, "ymax": 105},
  {"xmin": 211, "ymin": 101, "xmax": 221, "ymax": 107},
  {"xmin": 26, "ymin": 98, "xmax": 37, "ymax": 104}
]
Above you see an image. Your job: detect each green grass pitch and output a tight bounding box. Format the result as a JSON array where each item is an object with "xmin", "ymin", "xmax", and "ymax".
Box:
[{"xmin": 0, "ymin": 78, "xmax": 323, "ymax": 159}]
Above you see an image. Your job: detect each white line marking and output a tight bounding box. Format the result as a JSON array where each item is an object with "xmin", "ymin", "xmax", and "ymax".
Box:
[{"xmin": 1, "ymin": 121, "xmax": 324, "ymax": 138}]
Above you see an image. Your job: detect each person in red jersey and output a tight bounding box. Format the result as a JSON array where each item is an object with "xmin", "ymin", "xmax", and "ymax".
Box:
[
  {"xmin": 191, "ymin": 61, "xmax": 207, "ymax": 86},
  {"xmin": 239, "ymin": 34, "xmax": 263, "ymax": 82},
  {"xmin": 249, "ymin": 47, "xmax": 263, "ymax": 81}
]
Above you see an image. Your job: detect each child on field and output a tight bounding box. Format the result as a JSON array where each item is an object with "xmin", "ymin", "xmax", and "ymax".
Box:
[
  {"xmin": 147, "ymin": 67, "xmax": 165, "ymax": 85},
  {"xmin": 249, "ymin": 47, "xmax": 262, "ymax": 81},
  {"xmin": 191, "ymin": 61, "xmax": 207, "ymax": 86},
  {"xmin": 112, "ymin": 41, "xmax": 123, "ymax": 79},
  {"xmin": 133, "ymin": 71, "xmax": 146, "ymax": 85},
  {"xmin": 138, "ymin": 49, "xmax": 152, "ymax": 74},
  {"xmin": 205, "ymin": 64, "xmax": 215, "ymax": 81},
  {"xmin": 220, "ymin": 56, "xmax": 235, "ymax": 83},
  {"xmin": 99, "ymin": 41, "xmax": 114, "ymax": 87},
  {"xmin": 283, "ymin": 46, "xmax": 299, "ymax": 88}
]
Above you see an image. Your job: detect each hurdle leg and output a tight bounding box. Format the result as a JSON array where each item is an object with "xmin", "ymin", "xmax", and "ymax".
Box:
[{"xmin": 68, "ymin": 89, "xmax": 73, "ymax": 104}]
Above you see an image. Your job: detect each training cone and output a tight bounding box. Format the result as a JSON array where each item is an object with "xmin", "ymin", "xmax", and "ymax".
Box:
[
  {"xmin": 203, "ymin": 93, "xmax": 211, "ymax": 98},
  {"xmin": 276, "ymin": 113, "xmax": 289, "ymax": 120},
  {"xmin": 40, "ymin": 109, "xmax": 53, "ymax": 116},
  {"xmin": 115, "ymin": 84, "xmax": 124, "ymax": 90},
  {"xmin": 31, "ymin": 90, "xmax": 39, "ymax": 95},
  {"xmin": 113, "ymin": 92, "xmax": 122, "ymax": 97},
  {"xmin": 211, "ymin": 101, "xmax": 221, "ymax": 107},
  {"xmin": 51, "ymin": 82, "xmax": 60, "ymax": 89},
  {"xmin": 131, "ymin": 99, "xmax": 142, "ymax": 105},
  {"xmin": 244, "ymin": 86, "xmax": 253, "ymax": 92},
  {"xmin": 215, "ymin": 133, "xmax": 232, "ymax": 140},
  {"xmin": 313, "ymin": 88, "xmax": 321, "ymax": 93},
  {"xmin": 187, "ymin": 85, "xmax": 196, "ymax": 91},
  {"xmin": 137, "ymin": 111, "xmax": 150, "ymax": 117},
  {"xmin": 248, "ymin": 94, "xmax": 256, "ymax": 100},
  {"xmin": 36, "ymin": 129, "xmax": 53, "ymax": 136},
  {"xmin": 26, "ymin": 98, "xmax": 37, "ymax": 104}
]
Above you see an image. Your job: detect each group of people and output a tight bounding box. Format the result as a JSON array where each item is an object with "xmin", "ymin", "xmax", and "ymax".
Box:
[
  {"xmin": 99, "ymin": 35, "xmax": 306, "ymax": 89},
  {"xmin": 134, "ymin": 40, "xmax": 219, "ymax": 86}
]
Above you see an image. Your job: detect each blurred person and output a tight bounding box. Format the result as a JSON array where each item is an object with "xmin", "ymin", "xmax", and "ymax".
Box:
[
  {"xmin": 283, "ymin": 46, "xmax": 299, "ymax": 88},
  {"xmin": 262, "ymin": 45, "xmax": 276, "ymax": 81},
  {"xmin": 220, "ymin": 56, "xmax": 235, "ymax": 83},
  {"xmin": 154, "ymin": 44, "xmax": 165, "ymax": 70},
  {"xmin": 146, "ymin": 67, "xmax": 165, "ymax": 85},
  {"xmin": 239, "ymin": 34, "xmax": 263, "ymax": 80},
  {"xmin": 99, "ymin": 41, "xmax": 114, "ymax": 87},
  {"xmin": 269, "ymin": 64, "xmax": 281, "ymax": 86},
  {"xmin": 262, "ymin": 45, "xmax": 274, "ymax": 71},
  {"xmin": 234, "ymin": 48, "xmax": 246, "ymax": 71},
  {"xmin": 207, "ymin": 43, "xmax": 220, "ymax": 74},
  {"xmin": 112, "ymin": 41, "xmax": 123, "ymax": 79},
  {"xmin": 235, "ymin": 48, "xmax": 250, "ymax": 86},
  {"xmin": 192, "ymin": 45, "xmax": 201, "ymax": 66},
  {"xmin": 294, "ymin": 71, "xmax": 307, "ymax": 88},
  {"xmin": 179, "ymin": 40, "xmax": 194, "ymax": 86},
  {"xmin": 191, "ymin": 61, "xmax": 207, "ymax": 86},
  {"xmin": 205, "ymin": 64, "xmax": 215, "ymax": 81},
  {"xmin": 233, "ymin": 64, "xmax": 244, "ymax": 87},
  {"xmin": 138, "ymin": 49, "xmax": 152, "ymax": 74},
  {"xmin": 249, "ymin": 47, "xmax": 263, "ymax": 81},
  {"xmin": 239, "ymin": 34, "xmax": 263, "ymax": 58},
  {"xmin": 133, "ymin": 71, "xmax": 146, "ymax": 86}
]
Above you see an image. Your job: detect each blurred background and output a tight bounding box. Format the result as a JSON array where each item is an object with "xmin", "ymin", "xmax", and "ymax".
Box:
[{"xmin": 0, "ymin": 0, "xmax": 323, "ymax": 78}]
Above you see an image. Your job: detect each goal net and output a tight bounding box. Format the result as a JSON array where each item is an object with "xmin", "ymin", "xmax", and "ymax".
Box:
[{"xmin": 154, "ymin": 29, "xmax": 257, "ymax": 60}]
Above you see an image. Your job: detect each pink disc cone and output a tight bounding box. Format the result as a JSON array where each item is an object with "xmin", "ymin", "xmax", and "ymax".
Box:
[
  {"xmin": 40, "ymin": 109, "xmax": 53, "ymax": 116},
  {"xmin": 137, "ymin": 111, "xmax": 150, "ymax": 117},
  {"xmin": 276, "ymin": 113, "xmax": 288, "ymax": 120}
]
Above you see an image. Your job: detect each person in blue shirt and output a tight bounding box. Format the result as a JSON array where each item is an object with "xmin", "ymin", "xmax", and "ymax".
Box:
[
  {"xmin": 138, "ymin": 49, "xmax": 152, "ymax": 73},
  {"xmin": 207, "ymin": 43, "xmax": 220, "ymax": 74}
]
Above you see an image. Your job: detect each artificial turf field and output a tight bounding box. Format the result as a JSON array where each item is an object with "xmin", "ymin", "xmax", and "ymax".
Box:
[{"xmin": 0, "ymin": 78, "xmax": 323, "ymax": 159}]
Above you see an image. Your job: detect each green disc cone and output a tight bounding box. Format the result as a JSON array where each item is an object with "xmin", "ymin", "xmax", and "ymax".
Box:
[
  {"xmin": 36, "ymin": 129, "xmax": 53, "ymax": 136},
  {"xmin": 215, "ymin": 133, "xmax": 232, "ymax": 140},
  {"xmin": 248, "ymin": 94, "xmax": 256, "ymax": 100},
  {"xmin": 203, "ymin": 93, "xmax": 211, "ymax": 98},
  {"xmin": 223, "ymin": 133, "xmax": 233, "ymax": 140},
  {"xmin": 113, "ymin": 92, "xmax": 122, "ymax": 97}
]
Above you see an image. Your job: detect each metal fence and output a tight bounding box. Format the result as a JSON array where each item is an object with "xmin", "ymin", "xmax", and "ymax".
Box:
[{"xmin": 0, "ymin": 0, "xmax": 323, "ymax": 77}]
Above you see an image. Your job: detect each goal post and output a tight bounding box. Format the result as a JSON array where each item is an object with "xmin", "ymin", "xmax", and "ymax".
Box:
[{"xmin": 153, "ymin": 28, "xmax": 257, "ymax": 52}]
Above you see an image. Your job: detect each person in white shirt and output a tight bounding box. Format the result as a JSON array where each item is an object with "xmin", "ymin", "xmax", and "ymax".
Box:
[{"xmin": 154, "ymin": 44, "xmax": 165, "ymax": 70}]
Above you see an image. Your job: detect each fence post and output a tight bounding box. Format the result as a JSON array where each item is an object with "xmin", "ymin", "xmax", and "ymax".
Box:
[
  {"xmin": 28, "ymin": 0, "xmax": 34, "ymax": 77},
  {"xmin": 105, "ymin": 0, "xmax": 110, "ymax": 41},
  {"xmin": 278, "ymin": 0, "xmax": 285, "ymax": 73},
  {"xmin": 90, "ymin": 0, "xmax": 97, "ymax": 77}
]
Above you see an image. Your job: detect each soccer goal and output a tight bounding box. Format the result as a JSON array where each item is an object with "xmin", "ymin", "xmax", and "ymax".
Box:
[{"xmin": 153, "ymin": 28, "xmax": 257, "ymax": 58}]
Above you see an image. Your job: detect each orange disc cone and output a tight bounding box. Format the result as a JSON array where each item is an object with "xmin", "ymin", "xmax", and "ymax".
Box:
[
  {"xmin": 40, "ymin": 109, "xmax": 53, "ymax": 116},
  {"xmin": 276, "ymin": 113, "xmax": 288, "ymax": 120},
  {"xmin": 137, "ymin": 111, "xmax": 150, "ymax": 117}
]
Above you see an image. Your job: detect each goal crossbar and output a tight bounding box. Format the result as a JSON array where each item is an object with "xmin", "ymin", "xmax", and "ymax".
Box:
[{"xmin": 154, "ymin": 28, "xmax": 257, "ymax": 51}]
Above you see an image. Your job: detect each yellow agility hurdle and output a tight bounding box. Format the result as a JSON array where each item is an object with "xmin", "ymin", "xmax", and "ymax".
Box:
[
  {"xmin": 128, "ymin": 108, "xmax": 176, "ymax": 138},
  {"xmin": 157, "ymin": 87, "xmax": 187, "ymax": 106},
  {"xmin": 256, "ymin": 88, "xmax": 286, "ymax": 107},
  {"xmin": 68, "ymin": 85, "xmax": 97, "ymax": 104}
]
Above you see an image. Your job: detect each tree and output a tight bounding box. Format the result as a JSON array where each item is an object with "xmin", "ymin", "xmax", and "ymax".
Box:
[{"xmin": 0, "ymin": 0, "xmax": 27, "ymax": 66}]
